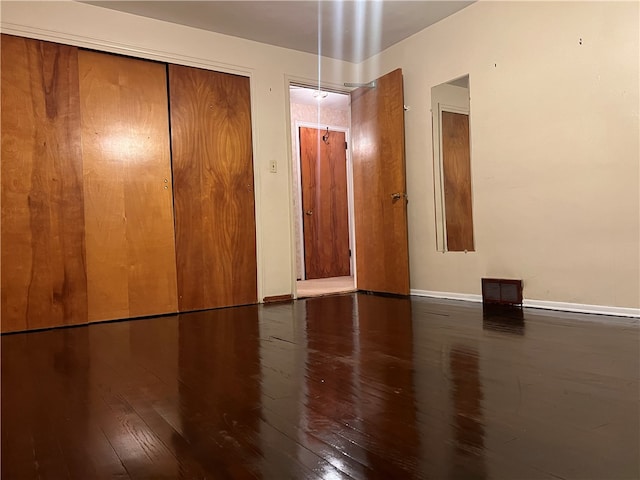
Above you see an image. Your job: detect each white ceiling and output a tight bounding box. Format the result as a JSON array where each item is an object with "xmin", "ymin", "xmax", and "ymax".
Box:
[{"xmin": 85, "ymin": 1, "xmax": 474, "ymax": 63}]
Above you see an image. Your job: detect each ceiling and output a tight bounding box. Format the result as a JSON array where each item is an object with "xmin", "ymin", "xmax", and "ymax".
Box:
[{"xmin": 85, "ymin": 1, "xmax": 474, "ymax": 63}]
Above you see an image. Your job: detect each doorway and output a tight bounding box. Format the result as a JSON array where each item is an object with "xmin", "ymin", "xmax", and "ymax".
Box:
[{"xmin": 289, "ymin": 85, "xmax": 355, "ymax": 298}]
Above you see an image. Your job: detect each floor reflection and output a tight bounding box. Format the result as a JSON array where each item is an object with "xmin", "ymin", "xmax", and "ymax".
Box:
[
  {"xmin": 304, "ymin": 294, "xmax": 357, "ymax": 431},
  {"xmin": 482, "ymin": 304, "xmax": 525, "ymax": 335},
  {"xmin": 449, "ymin": 345, "xmax": 486, "ymax": 479},
  {"xmin": 303, "ymin": 295, "xmax": 364, "ymax": 476},
  {"xmin": 2, "ymin": 293, "xmax": 637, "ymax": 479},
  {"xmin": 2, "ymin": 329, "xmax": 94, "ymax": 478},
  {"xmin": 177, "ymin": 306, "xmax": 262, "ymax": 478},
  {"xmin": 356, "ymin": 294, "xmax": 421, "ymax": 476},
  {"xmin": 301, "ymin": 294, "xmax": 422, "ymax": 477}
]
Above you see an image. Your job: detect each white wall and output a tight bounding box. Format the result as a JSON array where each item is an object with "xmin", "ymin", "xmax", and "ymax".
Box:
[
  {"xmin": 361, "ymin": 1, "xmax": 640, "ymax": 309},
  {"xmin": 0, "ymin": 0, "xmax": 357, "ymax": 302}
]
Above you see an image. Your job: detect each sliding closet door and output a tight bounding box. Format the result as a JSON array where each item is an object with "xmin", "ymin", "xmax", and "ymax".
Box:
[
  {"xmin": 1, "ymin": 35, "xmax": 87, "ymax": 332},
  {"xmin": 168, "ymin": 65, "xmax": 257, "ymax": 311},
  {"xmin": 79, "ymin": 51, "xmax": 178, "ymax": 322}
]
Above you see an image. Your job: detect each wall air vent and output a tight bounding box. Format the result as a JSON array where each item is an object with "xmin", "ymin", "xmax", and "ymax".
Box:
[{"xmin": 481, "ymin": 278, "xmax": 523, "ymax": 306}]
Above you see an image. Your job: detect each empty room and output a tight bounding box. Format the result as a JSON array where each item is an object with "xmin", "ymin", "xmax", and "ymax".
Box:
[{"xmin": 1, "ymin": 1, "xmax": 638, "ymax": 478}]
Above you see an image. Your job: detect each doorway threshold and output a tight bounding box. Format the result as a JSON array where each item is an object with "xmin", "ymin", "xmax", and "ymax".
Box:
[{"xmin": 297, "ymin": 276, "xmax": 355, "ymax": 299}]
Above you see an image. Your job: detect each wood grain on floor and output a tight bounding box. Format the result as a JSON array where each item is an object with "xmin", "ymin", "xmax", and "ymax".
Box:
[{"xmin": 2, "ymin": 294, "xmax": 638, "ymax": 479}]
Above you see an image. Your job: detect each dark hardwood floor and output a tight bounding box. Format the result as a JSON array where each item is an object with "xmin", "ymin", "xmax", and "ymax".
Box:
[{"xmin": 2, "ymin": 293, "xmax": 638, "ymax": 479}]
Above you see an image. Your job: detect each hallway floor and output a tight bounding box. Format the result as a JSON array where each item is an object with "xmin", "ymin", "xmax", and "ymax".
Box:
[{"xmin": 296, "ymin": 275, "xmax": 355, "ymax": 298}]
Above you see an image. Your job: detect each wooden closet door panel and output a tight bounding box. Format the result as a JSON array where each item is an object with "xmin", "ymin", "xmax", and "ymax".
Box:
[
  {"xmin": 78, "ymin": 51, "xmax": 178, "ymax": 321},
  {"xmin": 1, "ymin": 34, "xmax": 87, "ymax": 332},
  {"xmin": 168, "ymin": 65, "xmax": 257, "ymax": 311}
]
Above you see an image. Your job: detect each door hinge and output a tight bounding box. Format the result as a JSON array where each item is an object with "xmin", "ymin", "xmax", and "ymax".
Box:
[
  {"xmin": 349, "ymin": 249, "xmax": 352, "ymax": 257},
  {"xmin": 345, "ymin": 141, "xmax": 348, "ymax": 150}
]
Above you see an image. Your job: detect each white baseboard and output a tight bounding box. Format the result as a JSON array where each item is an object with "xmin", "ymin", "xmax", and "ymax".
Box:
[
  {"xmin": 410, "ymin": 289, "xmax": 640, "ymax": 318},
  {"xmin": 410, "ymin": 289, "xmax": 482, "ymax": 303},
  {"xmin": 522, "ymin": 299, "xmax": 639, "ymax": 318}
]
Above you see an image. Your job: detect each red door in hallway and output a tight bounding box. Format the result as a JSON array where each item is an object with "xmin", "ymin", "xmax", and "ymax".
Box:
[{"xmin": 299, "ymin": 127, "xmax": 350, "ymax": 280}]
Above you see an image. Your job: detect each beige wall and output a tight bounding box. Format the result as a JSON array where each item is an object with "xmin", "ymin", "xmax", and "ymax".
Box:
[
  {"xmin": 2, "ymin": 1, "xmax": 638, "ymax": 310},
  {"xmin": 1, "ymin": 0, "xmax": 357, "ymax": 302},
  {"xmin": 362, "ymin": 1, "xmax": 639, "ymax": 309}
]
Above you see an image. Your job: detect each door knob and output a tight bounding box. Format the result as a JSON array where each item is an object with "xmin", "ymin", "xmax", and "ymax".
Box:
[
  {"xmin": 390, "ymin": 192, "xmax": 407, "ymax": 200},
  {"xmin": 304, "ymin": 210, "xmax": 313, "ymax": 216}
]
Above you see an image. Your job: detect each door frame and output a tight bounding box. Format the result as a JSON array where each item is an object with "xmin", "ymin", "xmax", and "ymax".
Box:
[{"xmin": 294, "ymin": 121, "xmax": 355, "ymax": 282}]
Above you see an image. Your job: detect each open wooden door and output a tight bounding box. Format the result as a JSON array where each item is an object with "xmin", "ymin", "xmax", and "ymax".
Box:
[{"xmin": 351, "ymin": 68, "xmax": 410, "ymax": 295}]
